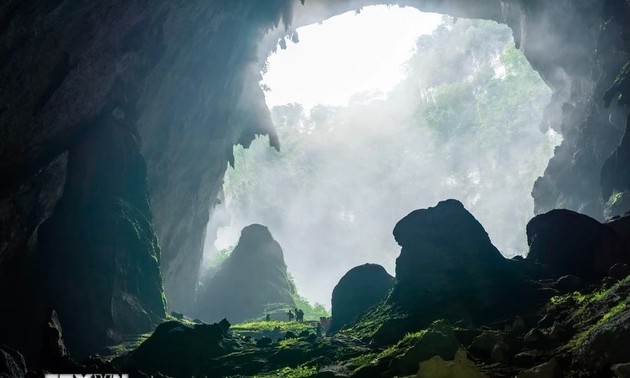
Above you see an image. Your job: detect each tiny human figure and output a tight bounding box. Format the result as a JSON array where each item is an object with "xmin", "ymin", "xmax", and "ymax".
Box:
[
  {"xmin": 287, "ymin": 310, "xmax": 294, "ymax": 321},
  {"xmin": 319, "ymin": 316, "xmax": 331, "ymax": 334},
  {"xmin": 296, "ymin": 309, "xmax": 304, "ymax": 323},
  {"xmin": 265, "ymin": 314, "xmax": 271, "ymax": 322}
]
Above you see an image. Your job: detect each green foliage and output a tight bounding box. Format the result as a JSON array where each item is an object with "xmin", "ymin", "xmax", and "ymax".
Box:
[
  {"xmin": 284, "ymin": 272, "xmax": 330, "ymax": 320},
  {"xmin": 207, "ymin": 246, "xmax": 234, "ymax": 269},
  {"xmin": 257, "ymin": 365, "xmax": 317, "ymax": 378}
]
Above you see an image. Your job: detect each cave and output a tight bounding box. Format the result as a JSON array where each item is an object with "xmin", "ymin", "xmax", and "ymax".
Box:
[{"xmin": 1, "ymin": 0, "xmax": 629, "ymax": 377}]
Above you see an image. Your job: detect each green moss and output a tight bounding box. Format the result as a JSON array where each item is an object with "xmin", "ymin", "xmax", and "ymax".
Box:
[
  {"xmin": 99, "ymin": 332, "xmax": 152, "ymax": 360},
  {"xmin": 256, "ymin": 365, "xmax": 317, "ymax": 378},
  {"xmin": 401, "ymin": 330, "xmax": 428, "ymax": 344},
  {"xmin": 608, "ymin": 191, "xmax": 624, "ymax": 207},
  {"xmin": 343, "ymin": 301, "xmax": 405, "ymax": 340},
  {"xmin": 278, "ymin": 338, "xmax": 309, "ymax": 349},
  {"xmin": 163, "ymin": 313, "xmax": 196, "ymax": 326},
  {"xmin": 549, "ymin": 291, "xmax": 587, "ymax": 306},
  {"xmin": 569, "ymin": 303, "xmax": 627, "ymax": 349},
  {"xmin": 554, "ymin": 277, "xmax": 630, "ymax": 351},
  {"xmin": 346, "ymin": 352, "xmax": 379, "ymax": 369},
  {"xmin": 602, "ymin": 302, "xmax": 626, "ymax": 322},
  {"xmin": 232, "ymin": 320, "xmax": 314, "ymax": 334}
]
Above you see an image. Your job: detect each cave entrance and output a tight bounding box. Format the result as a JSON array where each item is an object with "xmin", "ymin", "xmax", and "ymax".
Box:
[{"xmin": 202, "ymin": 5, "xmax": 561, "ymax": 309}]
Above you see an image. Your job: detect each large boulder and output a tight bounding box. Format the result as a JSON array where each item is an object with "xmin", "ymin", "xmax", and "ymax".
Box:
[
  {"xmin": 329, "ymin": 264, "xmax": 394, "ymax": 333},
  {"xmin": 526, "ymin": 209, "xmax": 628, "ymax": 279},
  {"xmin": 390, "ymin": 199, "xmax": 526, "ymax": 323},
  {"xmin": 575, "ymin": 307, "xmax": 630, "ymax": 375},
  {"xmin": 195, "ymin": 224, "xmax": 296, "ymax": 323},
  {"xmin": 126, "ymin": 321, "xmax": 231, "ymax": 378}
]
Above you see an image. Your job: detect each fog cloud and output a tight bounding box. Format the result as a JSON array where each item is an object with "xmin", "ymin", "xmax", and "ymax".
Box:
[{"xmin": 201, "ymin": 11, "xmax": 560, "ymax": 308}]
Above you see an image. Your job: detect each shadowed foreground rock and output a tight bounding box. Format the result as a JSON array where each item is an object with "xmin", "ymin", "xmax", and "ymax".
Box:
[
  {"xmin": 526, "ymin": 209, "xmax": 629, "ymax": 280},
  {"xmin": 390, "ymin": 199, "xmax": 530, "ymax": 323},
  {"xmin": 0, "ymin": 346, "xmax": 27, "ymax": 378},
  {"xmin": 125, "ymin": 321, "xmax": 232, "ymax": 378},
  {"xmin": 329, "ymin": 263, "xmax": 394, "ymax": 334},
  {"xmin": 195, "ymin": 224, "xmax": 296, "ymax": 323}
]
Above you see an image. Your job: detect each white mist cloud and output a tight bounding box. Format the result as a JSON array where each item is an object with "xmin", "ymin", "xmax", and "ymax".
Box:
[
  {"xmin": 263, "ymin": 5, "xmax": 442, "ymax": 110},
  {"xmin": 201, "ymin": 8, "xmax": 560, "ymax": 310}
]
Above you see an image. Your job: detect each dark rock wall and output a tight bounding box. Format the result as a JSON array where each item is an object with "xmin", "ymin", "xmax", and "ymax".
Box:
[
  {"xmin": 136, "ymin": 2, "xmax": 288, "ymax": 313},
  {"xmin": 0, "ymin": 0, "xmax": 628, "ymax": 360},
  {"xmin": 0, "ymin": 0, "xmax": 293, "ymax": 359},
  {"xmin": 526, "ymin": 0, "xmax": 630, "ymax": 218}
]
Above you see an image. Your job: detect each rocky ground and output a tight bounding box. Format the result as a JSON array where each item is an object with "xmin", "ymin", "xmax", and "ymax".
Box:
[{"xmin": 3, "ymin": 199, "xmax": 630, "ymax": 378}]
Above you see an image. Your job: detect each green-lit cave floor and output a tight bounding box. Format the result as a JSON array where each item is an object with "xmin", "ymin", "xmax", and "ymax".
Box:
[{"xmin": 52, "ymin": 275, "xmax": 629, "ymax": 378}]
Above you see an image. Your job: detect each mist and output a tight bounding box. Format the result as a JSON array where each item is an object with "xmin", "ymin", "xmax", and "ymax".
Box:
[{"xmin": 201, "ymin": 8, "xmax": 561, "ymax": 309}]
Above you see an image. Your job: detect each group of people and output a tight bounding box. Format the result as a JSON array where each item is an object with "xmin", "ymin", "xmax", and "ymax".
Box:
[
  {"xmin": 263, "ymin": 311, "xmax": 331, "ymax": 337},
  {"xmin": 286, "ymin": 307, "xmax": 305, "ymax": 322},
  {"xmin": 263, "ymin": 307, "xmax": 305, "ymax": 323}
]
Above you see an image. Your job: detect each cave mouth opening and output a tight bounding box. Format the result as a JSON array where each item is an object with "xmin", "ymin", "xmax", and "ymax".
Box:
[{"xmin": 200, "ymin": 5, "xmax": 561, "ymax": 310}]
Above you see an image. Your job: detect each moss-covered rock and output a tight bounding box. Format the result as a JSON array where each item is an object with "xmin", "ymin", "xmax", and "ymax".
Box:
[
  {"xmin": 123, "ymin": 321, "xmax": 232, "ymax": 378},
  {"xmin": 33, "ymin": 120, "xmax": 166, "ymax": 357}
]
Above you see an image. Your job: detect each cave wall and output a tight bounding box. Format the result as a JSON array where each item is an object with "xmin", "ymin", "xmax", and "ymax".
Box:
[
  {"xmin": 0, "ymin": 0, "xmax": 293, "ymax": 359},
  {"xmin": 0, "ymin": 0, "xmax": 628, "ymax": 359}
]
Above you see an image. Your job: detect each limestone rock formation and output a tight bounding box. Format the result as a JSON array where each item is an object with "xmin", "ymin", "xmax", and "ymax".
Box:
[
  {"xmin": 0, "ymin": 0, "xmax": 629, "ymax": 367},
  {"xmin": 329, "ymin": 263, "xmax": 394, "ymax": 334},
  {"xmin": 195, "ymin": 224, "xmax": 296, "ymax": 323},
  {"xmin": 526, "ymin": 209, "xmax": 628, "ymax": 279},
  {"xmin": 127, "ymin": 321, "xmax": 231, "ymax": 378},
  {"xmin": 390, "ymin": 199, "xmax": 528, "ymax": 323}
]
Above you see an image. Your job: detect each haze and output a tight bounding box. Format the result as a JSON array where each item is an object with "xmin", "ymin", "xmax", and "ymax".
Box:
[{"xmin": 201, "ymin": 6, "xmax": 561, "ymax": 309}]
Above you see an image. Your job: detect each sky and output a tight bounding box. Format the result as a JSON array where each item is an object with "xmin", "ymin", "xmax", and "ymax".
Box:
[{"xmin": 262, "ymin": 5, "xmax": 442, "ymax": 110}]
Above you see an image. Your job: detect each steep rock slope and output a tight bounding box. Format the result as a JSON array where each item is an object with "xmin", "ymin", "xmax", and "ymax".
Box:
[{"xmin": 195, "ymin": 224, "xmax": 296, "ymax": 323}]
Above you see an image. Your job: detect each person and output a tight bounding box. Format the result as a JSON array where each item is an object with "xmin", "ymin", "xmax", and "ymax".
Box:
[
  {"xmin": 296, "ymin": 309, "xmax": 304, "ymax": 323},
  {"xmin": 265, "ymin": 314, "xmax": 270, "ymax": 322},
  {"xmin": 287, "ymin": 310, "xmax": 294, "ymax": 321},
  {"xmin": 319, "ymin": 317, "xmax": 331, "ymax": 334}
]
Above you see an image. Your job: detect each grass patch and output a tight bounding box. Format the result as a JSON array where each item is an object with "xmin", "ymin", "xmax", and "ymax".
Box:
[
  {"xmin": 232, "ymin": 320, "xmax": 314, "ymax": 334},
  {"xmin": 342, "ymin": 301, "xmax": 406, "ymax": 340},
  {"xmin": 98, "ymin": 332, "xmax": 152, "ymax": 360},
  {"xmin": 278, "ymin": 338, "xmax": 309, "ymax": 349},
  {"xmin": 256, "ymin": 365, "xmax": 317, "ymax": 378}
]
